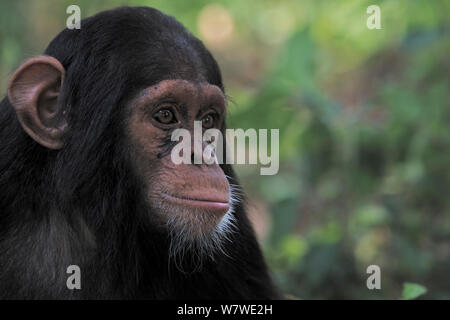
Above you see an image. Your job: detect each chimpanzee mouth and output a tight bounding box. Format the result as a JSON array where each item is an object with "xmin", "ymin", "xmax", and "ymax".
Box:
[{"xmin": 162, "ymin": 192, "xmax": 230, "ymax": 214}]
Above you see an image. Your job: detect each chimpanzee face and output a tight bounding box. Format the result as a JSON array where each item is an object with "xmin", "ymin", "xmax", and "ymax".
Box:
[{"xmin": 126, "ymin": 79, "xmax": 235, "ymax": 245}]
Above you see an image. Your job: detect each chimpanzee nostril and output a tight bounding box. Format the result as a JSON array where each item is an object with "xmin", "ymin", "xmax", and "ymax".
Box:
[{"xmin": 191, "ymin": 151, "xmax": 198, "ymax": 166}]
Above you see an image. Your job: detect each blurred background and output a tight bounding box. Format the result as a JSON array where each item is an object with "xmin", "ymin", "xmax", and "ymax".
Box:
[{"xmin": 1, "ymin": 0, "xmax": 449, "ymax": 299}]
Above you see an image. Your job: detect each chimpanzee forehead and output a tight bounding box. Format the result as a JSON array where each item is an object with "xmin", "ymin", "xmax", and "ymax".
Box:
[{"xmin": 138, "ymin": 79, "xmax": 225, "ymax": 106}]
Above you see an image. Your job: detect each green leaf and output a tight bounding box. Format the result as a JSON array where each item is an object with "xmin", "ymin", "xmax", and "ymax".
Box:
[{"xmin": 401, "ymin": 283, "xmax": 427, "ymax": 300}]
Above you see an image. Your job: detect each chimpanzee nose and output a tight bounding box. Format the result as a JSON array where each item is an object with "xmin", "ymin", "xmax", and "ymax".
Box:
[{"xmin": 191, "ymin": 141, "xmax": 217, "ymax": 166}]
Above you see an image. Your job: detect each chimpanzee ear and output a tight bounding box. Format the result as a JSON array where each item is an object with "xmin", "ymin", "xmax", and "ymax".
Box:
[{"xmin": 8, "ymin": 56, "xmax": 67, "ymax": 149}]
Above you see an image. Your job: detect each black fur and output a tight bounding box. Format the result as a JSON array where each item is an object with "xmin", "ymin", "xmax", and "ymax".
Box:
[{"xmin": 0, "ymin": 6, "xmax": 279, "ymax": 299}]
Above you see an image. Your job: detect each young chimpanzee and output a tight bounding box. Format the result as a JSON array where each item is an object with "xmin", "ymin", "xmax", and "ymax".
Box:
[{"xmin": 0, "ymin": 6, "xmax": 280, "ymax": 299}]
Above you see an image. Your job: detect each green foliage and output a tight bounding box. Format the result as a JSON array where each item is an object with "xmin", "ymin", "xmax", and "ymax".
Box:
[{"xmin": 401, "ymin": 283, "xmax": 428, "ymax": 300}]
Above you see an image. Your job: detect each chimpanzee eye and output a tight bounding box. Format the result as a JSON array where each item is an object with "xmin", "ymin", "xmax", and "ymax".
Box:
[
  {"xmin": 153, "ymin": 108, "xmax": 177, "ymax": 124},
  {"xmin": 201, "ymin": 113, "xmax": 216, "ymax": 129}
]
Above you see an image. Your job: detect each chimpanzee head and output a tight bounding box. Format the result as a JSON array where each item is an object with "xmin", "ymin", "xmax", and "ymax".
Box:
[{"xmin": 6, "ymin": 7, "xmax": 239, "ymax": 263}]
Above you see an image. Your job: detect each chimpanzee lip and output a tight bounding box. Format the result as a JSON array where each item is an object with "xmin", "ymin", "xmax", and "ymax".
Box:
[{"xmin": 162, "ymin": 192, "xmax": 230, "ymax": 212}]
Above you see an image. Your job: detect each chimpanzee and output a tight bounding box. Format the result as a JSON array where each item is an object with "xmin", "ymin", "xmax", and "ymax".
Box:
[{"xmin": 0, "ymin": 6, "xmax": 280, "ymax": 299}]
